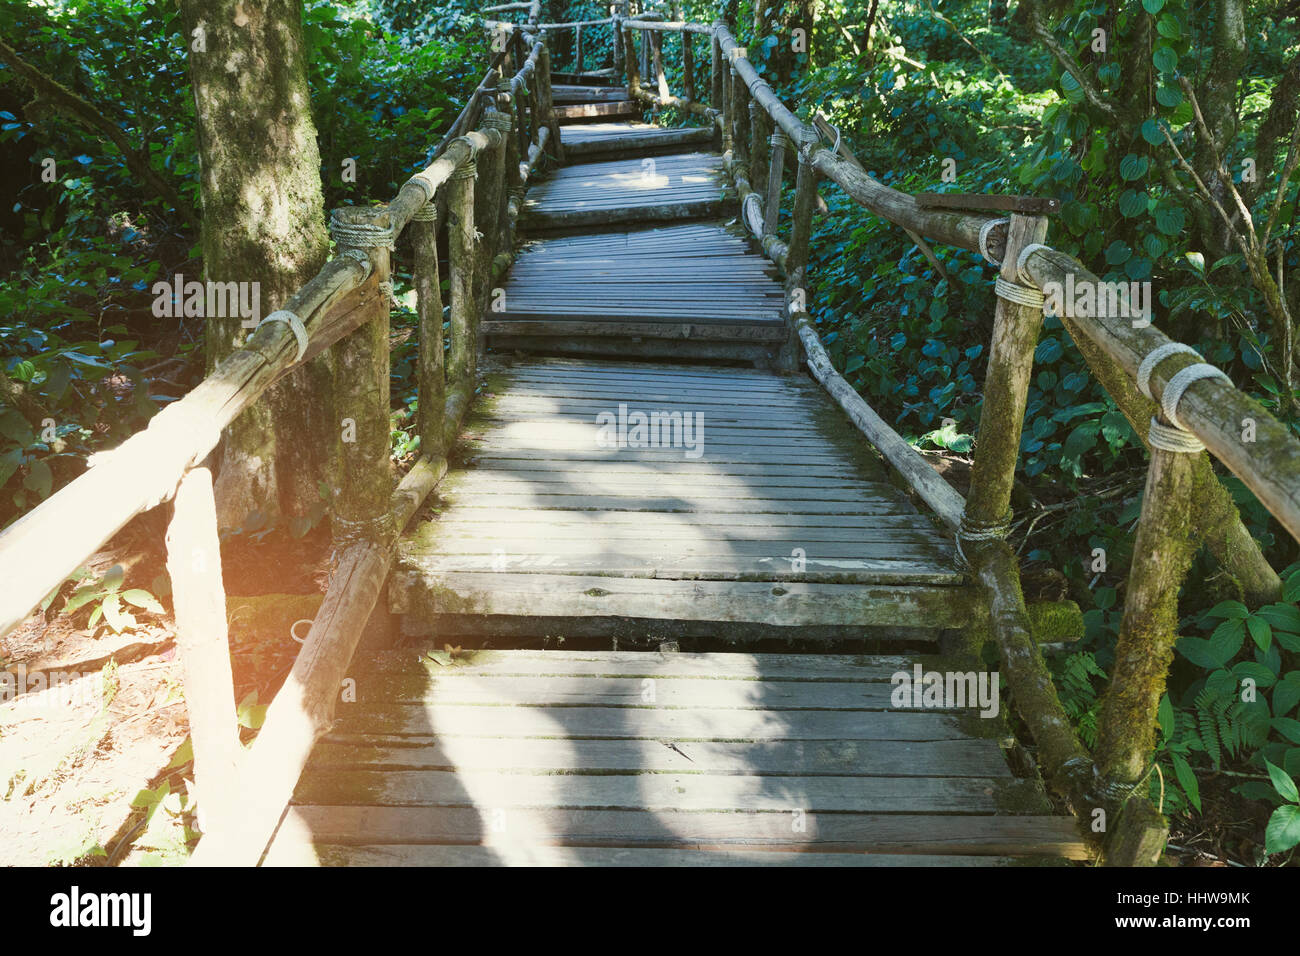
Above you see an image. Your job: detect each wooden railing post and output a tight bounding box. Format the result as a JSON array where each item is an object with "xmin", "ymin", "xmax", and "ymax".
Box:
[
  {"xmin": 446, "ymin": 161, "xmax": 478, "ymax": 400},
  {"xmin": 165, "ymin": 464, "xmax": 242, "ymax": 837},
  {"xmin": 650, "ymin": 28, "xmax": 669, "ymax": 101},
  {"xmin": 575, "ymin": 23, "xmax": 584, "ymax": 72},
  {"xmin": 710, "ymin": 30, "xmax": 724, "ymax": 149},
  {"xmin": 1093, "ymin": 415, "xmax": 1201, "ymax": 864},
  {"xmin": 962, "ymin": 213, "xmax": 1050, "ymax": 531},
  {"xmin": 780, "ymin": 135, "xmax": 818, "ymax": 371},
  {"xmin": 410, "ymin": 195, "xmax": 445, "ymax": 459},
  {"xmin": 763, "ymin": 130, "xmax": 788, "ymax": 236},
  {"xmin": 624, "ymin": 25, "xmax": 641, "ymax": 101},
  {"xmin": 473, "ymin": 107, "xmax": 512, "ymax": 326},
  {"xmin": 329, "ymin": 205, "xmax": 394, "ymax": 541},
  {"xmin": 729, "ymin": 48, "xmax": 749, "ymax": 166},
  {"xmin": 612, "ymin": 14, "xmax": 625, "ymax": 77},
  {"xmin": 681, "ymin": 29, "xmax": 694, "ymax": 104},
  {"xmin": 749, "ymin": 99, "xmax": 769, "ymax": 207}
]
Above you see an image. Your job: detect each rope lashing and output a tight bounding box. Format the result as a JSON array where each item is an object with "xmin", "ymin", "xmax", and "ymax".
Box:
[
  {"xmin": 404, "ymin": 172, "xmax": 437, "ymax": 204},
  {"xmin": 994, "ymin": 276, "xmax": 1045, "ymax": 309},
  {"xmin": 1014, "ymin": 242, "xmax": 1052, "ymax": 285},
  {"xmin": 1160, "ymin": 363, "xmax": 1232, "ymax": 431},
  {"xmin": 954, "ymin": 507, "xmax": 1014, "ymax": 567},
  {"xmin": 409, "ymin": 202, "xmax": 438, "ymax": 223},
  {"xmin": 1135, "ymin": 343, "xmax": 1231, "ymax": 452},
  {"xmin": 328, "ymin": 211, "xmax": 396, "ymax": 252},
  {"xmin": 978, "ymin": 217, "xmax": 1009, "ymax": 266},
  {"xmin": 332, "ymin": 511, "xmax": 395, "ymax": 546},
  {"xmin": 259, "ymin": 309, "xmax": 308, "ymax": 363},
  {"xmin": 1148, "ymin": 417, "xmax": 1206, "ymax": 454},
  {"xmin": 1136, "ymin": 342, "xmax": 1202, "ymax": 401},
  {"xmin": 769, "ymin": 131, "xmax": 789, "ymax": 149},
  {"xmin": 335, "ymin": 247, "xmax": 373, "ymax": 280},
  {"xmin": 448, "ymin": 162, "xmax": 478, "ymax": 183}
]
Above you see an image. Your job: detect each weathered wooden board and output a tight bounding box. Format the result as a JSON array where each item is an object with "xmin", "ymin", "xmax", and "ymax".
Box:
[
  {"xmin": 263, "ymin": 843, "xmax": 1041, "ymax": 866},
  {"xmin": 522, "ymin": 153, "xmax": 727, "ymax": 228},
  {"xmin": 270, "ymin": 806, "xmax": 1087, "ymax": 858}
]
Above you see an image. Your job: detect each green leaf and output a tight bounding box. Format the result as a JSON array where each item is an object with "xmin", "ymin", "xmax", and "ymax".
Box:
[
  {"xmin": 122, "ymin": 589, "xmax": 164, "ymax": 613},
  {"xmin": 1142, "ymin": 0, "xmax": 1165, "ymax": 12},
  {"xmin": 0, "ymin": 409, "xmax": 34, "ymax": 446},
  {"xmin": 1273, "ymin": 717, "xmax": 1300, "ymax": 744},
  {"xmin": 1154, "ymin": 204, "xmax": 1185, "ymax": 236},
  {"xmin": 1171, "ymin": 753, "xmax": 1200, "ymax": 812},
  {"xmin": 1206, "ymin": 600, "xmax": 1248, "ymax": 620},
  {"xmin": 1248, "ymin": 616, "xmax": 1273, "ymax": 652},
  {"xmin": 101, "ymin": 594, "xmax": 134, "ymax": 634},
  {"xmin": 1266, "ymin": 804, "xmax": 1300, "ymax": 853},
  {"xmin": 101, "ymin": 565, "xmax": 124, "ymax": 592},
  {"xmin": 1152, "ymin": 45, "xmax": 1178, "ymax": 74},
  {"xmin": 22, "ymin": 459, "xmax": 51, "ymax": 499},
  {"xmin": 1141, "ymin": 117, "xmax": 1165, "ymax": 145},
  {"xmin": 1273, "ymin": 676, "xmax": 1300, "ymax": 718},
  {"xmin": 1266, "ymin": 758, "xmax": 1300, "ymax": 803},
  {"xmin": 1157, "ymin": 693, "xmax": 1174, "ymax": 740},
  {"xmin": 1257, "ymin": 603, "xmax": 1300, "ymax": 632},
  {"xmin": 1119, "ymin": 154, "xmax": 1148, "ymax": 182},
  {"xmin": 165, "ymin": 737, "xmax": 194, "ymax": 770}
]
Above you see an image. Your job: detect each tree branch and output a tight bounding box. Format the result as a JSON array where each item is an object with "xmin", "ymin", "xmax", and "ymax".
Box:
[{"xmin": 0, "ymin": 37, "xmax": 199, "ymax": 228}]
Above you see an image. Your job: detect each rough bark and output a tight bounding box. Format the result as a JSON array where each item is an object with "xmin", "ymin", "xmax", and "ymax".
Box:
[{"xmin": 178, "ymin": 0, "xmax": 331, "ymax": 532}]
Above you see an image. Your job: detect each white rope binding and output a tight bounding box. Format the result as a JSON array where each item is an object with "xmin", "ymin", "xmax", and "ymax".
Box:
[
  {"xmin": 1148, "ymin": 417, "xmax": 1205, "ymax": 454},
  {"xmin": 1015, "ymin": 242, "xmax": 1051, "ymax": 285},
  {"xmin": 1137, "ymin": 342, "xmax": 1202, "ymax": 400},
  {"xmin": 260, "ymin": 309, "xmax": 308, "ymax": 363},
  {"xmin": 978, "ymin": 217, "xmax": 1009, "ymax": 266},
  {"xmin": 994, "ymin": 276, "xmax": 1044, "ymax": 308},
  {"xmin": 1161, "ymin": 363, "xmax": 1232, "ymax": 431}
]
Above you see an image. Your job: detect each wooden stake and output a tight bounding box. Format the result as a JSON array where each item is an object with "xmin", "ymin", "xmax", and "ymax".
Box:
[
  {"xmin": 165, "ymin": 465, "xmax": 241, "ymax": 837},
  {"xmin": 681, "ymin": 28, "xmax": 694, "ymax": 103}
]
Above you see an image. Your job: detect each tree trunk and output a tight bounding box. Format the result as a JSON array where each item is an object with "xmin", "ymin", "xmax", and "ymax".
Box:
[{"xmin": 179, "ymin": 0, "xmax": 331, "ymax": 533}]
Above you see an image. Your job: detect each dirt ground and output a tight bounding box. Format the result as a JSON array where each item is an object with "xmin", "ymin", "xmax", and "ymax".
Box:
[{"xmin": 0, "ymin": 519, "xmax": 331, "ymax": 866}]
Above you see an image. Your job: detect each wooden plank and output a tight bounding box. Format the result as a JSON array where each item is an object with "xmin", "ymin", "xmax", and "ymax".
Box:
[
  {"xmin": 343, "ymin": 674, "xmax": 971, "ymax": 711},
  {"xmin": 276, "ymin": 806, "xmax": 1091, "ymax": 858},
  {"xmin": 263, "ymin": 842, "xmax": 1030, "ymax": 866},
  {"xmin": 310, "ymin": 736, "xmax": 1013, "ymax": 777},
  {"xmin": 389, "ymin": 572, "xmax": 977, "ymax": 627},
  {"xmin": 329, "ymin": 701, "xmax": 975, "ymax": 740},
  {"xmin": 917, "ymin": 192, "xmax": 1061, "ymax": 215},
  {"xmin": 294, "ymin": 769, "xmax": 1025, "ymax": 813},
  {"xmin": 554, "ymin": 101, "xmax": 640, "ymax": 120},
  {"xmin": 362, "ymin": 649, "xmax": 924, "ymax": 680}
]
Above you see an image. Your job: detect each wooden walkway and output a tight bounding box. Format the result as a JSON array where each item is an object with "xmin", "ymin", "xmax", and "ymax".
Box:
[
  {"xmin": 273, "ymin": 83, "xmax": 1084, "ymax": 865},
  {"xmin": 267, "ymin": 650, "xmax": 1085, "ymax": 865}
]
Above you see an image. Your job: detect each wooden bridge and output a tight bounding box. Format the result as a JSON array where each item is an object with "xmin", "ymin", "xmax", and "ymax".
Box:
[{"xmin": 2, "ymin": 4, "xmax": 1298, "ymax": 868}]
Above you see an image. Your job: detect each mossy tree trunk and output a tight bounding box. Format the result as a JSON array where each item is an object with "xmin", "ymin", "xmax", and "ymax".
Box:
[{"xmin": 179, "ymin": 0, "xmax": 331, "ymax": 532}]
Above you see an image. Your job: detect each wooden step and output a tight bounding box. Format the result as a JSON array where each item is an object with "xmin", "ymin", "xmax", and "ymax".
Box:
[
  {"xmin": 555, "ymin": 100, "xmax": 641, "ymax": 122},
  {"xmin": 265, "ymin": 649, "xmax": 1085, "ymax": 866}
]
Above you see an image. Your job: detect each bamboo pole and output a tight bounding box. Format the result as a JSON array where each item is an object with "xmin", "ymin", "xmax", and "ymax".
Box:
[{"xmin": 165, "ymin": 465, "xmax": 242, "ymax": 837}]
